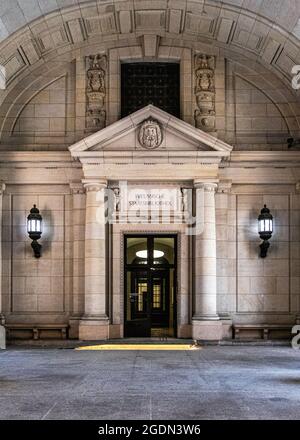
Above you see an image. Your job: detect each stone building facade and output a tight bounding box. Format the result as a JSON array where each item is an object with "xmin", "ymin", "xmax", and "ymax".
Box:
[{"xmin": 0, "ymin": 0, "xmax": 300, "ymax": 341}]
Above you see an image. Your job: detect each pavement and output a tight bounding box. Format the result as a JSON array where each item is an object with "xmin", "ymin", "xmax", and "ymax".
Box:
[{"xmin": 0, "ymin": 344, "xmax": 300, "ymax": 420}]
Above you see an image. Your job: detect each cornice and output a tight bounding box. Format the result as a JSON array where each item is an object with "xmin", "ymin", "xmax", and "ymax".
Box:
[
  {"xmin": 0, "ymin": 151, "xmax": 79, "ymax": 168},
  {"xmin": 76, "ymin": 150, "xmax": 225, "ymax": 166},
  {"xmin": 229, "ymin": 151, "xmax": 300, "ymax": 166},
  {"xmin": 1, "ymin": 149, "xmax": 300, "ymax": 174}
]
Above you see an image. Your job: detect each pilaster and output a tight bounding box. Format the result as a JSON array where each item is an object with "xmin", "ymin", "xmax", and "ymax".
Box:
[
  {"xmin": 0, "ymin": 182, "xmax": 6, "ymax": 348},
  {"xmin": 69, "ymin": 182, "xmax": 86, "ymax": 339},
  {"xmin": 79, "ymin": 179, "xmax": 109, "ymax": 340}
]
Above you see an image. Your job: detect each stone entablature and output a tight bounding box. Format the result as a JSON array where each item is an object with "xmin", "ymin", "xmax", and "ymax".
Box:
[{"xmin": 69, "ymin": 105, "xmax": 231, "ymax": 186}]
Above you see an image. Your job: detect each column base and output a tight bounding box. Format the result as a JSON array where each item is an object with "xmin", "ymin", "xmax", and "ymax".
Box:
[
  {"xmin": 192, "ymin": 317, "xmax": 223, "ymax": 341},
  {"xmin": 108, "ymin": 324, "xmax": 122, "ymax": 339},
  {"xmin": 219, "ymin": 315, "xmax": 233, "ymax": 340},
  {"xmin": 79, "ymin": 316, "xmax": 109, "ymax": 341},
  {"xmin": 296, "ymin": 315, "xmax": 300, "ymax": 325},
  {"xmin": 0, "ymin": 325, "xmax": 6, "ymax": 349},
  {"xmin": 68, "ymin": 317, "xmax": 81, "ymax": 339}
]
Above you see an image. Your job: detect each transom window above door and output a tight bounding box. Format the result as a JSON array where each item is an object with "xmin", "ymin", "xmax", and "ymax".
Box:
[{"xmin": 121, "ymin": 62, "xmax": 180, "ymax": 118}]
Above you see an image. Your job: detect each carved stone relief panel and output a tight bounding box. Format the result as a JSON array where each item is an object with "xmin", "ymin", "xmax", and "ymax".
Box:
[
  {"xmin": 86, "ymin": 54, "xmax": 107, "ymax": 132},
  {"xmin": 138, "ymin": 119, "xmax": 163, "ymax": 149},
  {"xmin": 194, "ymin": 54, "xmax": 216, "ymax": 133}
]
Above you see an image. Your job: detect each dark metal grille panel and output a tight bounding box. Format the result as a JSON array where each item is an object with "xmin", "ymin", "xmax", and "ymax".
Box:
[{"xmin": 121, "ymin": 63, "xmax": 180, "ymax": 118}]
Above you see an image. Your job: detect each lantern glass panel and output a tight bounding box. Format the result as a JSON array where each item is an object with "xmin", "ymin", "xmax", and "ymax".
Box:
[
  {"xmin": 36, "ymin": 219, "xmax": 41, "ymax": 233},
  {"xmin": 28, "ymin": 219, "xmax": 42, "ymax": 234},
  {"xmin": 259, "ymin": 219, "xmax": 264, "ymax": 233},
  {"xmin": 259, "ymin": 219, "xmax": 273, "ymax": 234},
  {"xmin": 269, "ymin": 219, "xmax": 273, "ymax": 232}
]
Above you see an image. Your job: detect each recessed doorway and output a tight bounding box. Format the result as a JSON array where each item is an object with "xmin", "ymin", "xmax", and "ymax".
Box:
[{"xmin": 124, "ymin": 235, "xmax": 177, "ymax": 338}]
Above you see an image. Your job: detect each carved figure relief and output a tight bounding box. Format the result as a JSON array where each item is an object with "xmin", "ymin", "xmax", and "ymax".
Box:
[
  {"xmin": 194, "ymin": 54, "xmax": 216, "ymax": 133},
  {"xmin": 86, "ymin": 54, "xmax": 107, "ymax": 132},
  {"xmin": 138, "ymin": 119, "xmax": 163, "ymax": 149}
]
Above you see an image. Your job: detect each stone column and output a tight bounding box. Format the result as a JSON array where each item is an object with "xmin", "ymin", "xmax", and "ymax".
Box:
[
  {"xmin": 192, "ymin": 181, "xmax": 222, "ymax": 341},
  {"xmin": 69, "ymin": 183, "xmax": 86, "ymax": 339},
  {"xmin": 0, "ymin": 183, "xmax": 6, "ymax": 348},
  {"xmin": 79, "ymin": 180, "xmax": 109, "ymax": 340}
]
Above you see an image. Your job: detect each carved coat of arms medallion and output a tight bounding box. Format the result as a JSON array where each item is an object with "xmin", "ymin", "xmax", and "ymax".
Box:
[{"xmin": 138, "ymin": 119, "xmax": 163, "ymax": 149}]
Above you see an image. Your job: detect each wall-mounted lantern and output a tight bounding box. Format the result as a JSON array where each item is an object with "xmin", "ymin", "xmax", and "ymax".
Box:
[
  {"xmin": 27, "ymin": 205, "xmax": 42, "ymax": 258},
  {"xmin": 258, "ymin": 205, "xmax": 273, "ymax": 258}
]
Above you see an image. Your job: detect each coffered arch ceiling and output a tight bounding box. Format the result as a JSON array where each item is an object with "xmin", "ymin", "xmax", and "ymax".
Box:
[
  {"xmin": 1, "ymin": 0, "xmax": 300, "ymax": 149},
  {"xmin": 0, "ymin": 0, "xmax": 300, "ymax": 90}
]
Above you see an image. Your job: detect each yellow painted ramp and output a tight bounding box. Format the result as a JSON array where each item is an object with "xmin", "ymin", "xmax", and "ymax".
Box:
[{"xmin": 75, "ymin": 344, "xmax": 200, "ymax": 351}]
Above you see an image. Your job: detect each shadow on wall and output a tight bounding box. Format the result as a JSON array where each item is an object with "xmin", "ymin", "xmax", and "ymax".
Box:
[{"xmin": 38, "ymin": 206, "xmax": 54, "ymax": 257}]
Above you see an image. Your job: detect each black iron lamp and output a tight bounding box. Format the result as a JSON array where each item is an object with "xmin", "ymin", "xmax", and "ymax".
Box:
[
  {"xmin": 27, "ymin": 205, "xmax": 42, "ymax": 258},
  {"xmin": 258, "ymin": 205, "xmax": 273, "ymax": 258}
]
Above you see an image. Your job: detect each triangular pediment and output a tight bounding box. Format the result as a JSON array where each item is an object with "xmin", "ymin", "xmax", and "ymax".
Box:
[{"xmin": 69, "ymin": 105, "xmax": 232, "ymax": 157}]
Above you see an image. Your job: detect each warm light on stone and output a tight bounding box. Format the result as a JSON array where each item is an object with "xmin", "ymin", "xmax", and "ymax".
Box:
[{"xmin": 0, "ymin": 2, "xmax": 298, "ymax": 346}]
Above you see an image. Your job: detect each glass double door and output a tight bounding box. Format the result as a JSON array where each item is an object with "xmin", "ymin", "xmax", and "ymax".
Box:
[{"xmin": 124, "ymin": 235, "xmax": 176, "ymax": 337}]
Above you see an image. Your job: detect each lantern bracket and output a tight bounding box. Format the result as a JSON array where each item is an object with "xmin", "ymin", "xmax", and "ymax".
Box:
[
  {"xmin": 259, "ymin": 240, "xmax": 270, "ymax": 259},
  {"xmin": 31, "ymin": 240, "xmax": 42, "ymax": 259}
]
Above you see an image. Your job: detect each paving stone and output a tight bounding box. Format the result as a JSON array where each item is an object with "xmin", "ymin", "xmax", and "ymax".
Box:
[{"xmin": 1, "ymin": 346, "xmax": 300, "ymax": 419}]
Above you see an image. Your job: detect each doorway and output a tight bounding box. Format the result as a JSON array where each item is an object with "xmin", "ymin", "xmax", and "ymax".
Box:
[{"xmin": 124, "ymin": 235, "xmax": 177, "ymax": 337}]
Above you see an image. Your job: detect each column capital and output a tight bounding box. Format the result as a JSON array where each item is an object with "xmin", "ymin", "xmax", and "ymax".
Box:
[
  {"xmin": 0, "ymin": 181, "xmax": 6, "ymax": 195},
  {"xmin": 194, "ymin": 180, "xmax": 218, "ymax": 192},
  {"xmin": 217, "ymin": 179, "xmax": 232, "ymax": 194},
  {"xmin": 82, "ymin": 179, "xmax": 107, "ymax": 192},
  {"xmin": 70, "ymin": 182, "xmax": 85, "ymax": 194}
]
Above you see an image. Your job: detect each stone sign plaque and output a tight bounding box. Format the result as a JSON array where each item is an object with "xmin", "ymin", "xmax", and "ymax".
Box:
[{"xmin": 122, "ymin": 187, "xmax": 180, "ymax": 212}]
